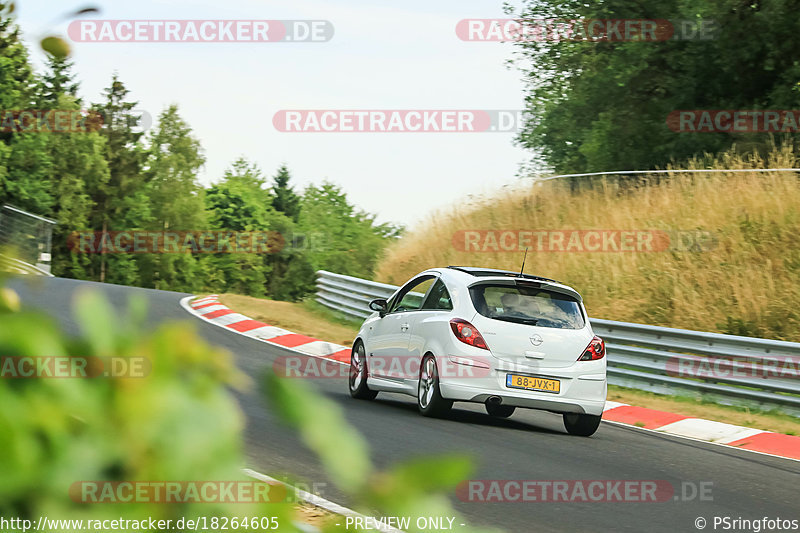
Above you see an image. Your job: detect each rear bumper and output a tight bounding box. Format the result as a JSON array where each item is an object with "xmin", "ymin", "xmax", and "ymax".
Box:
[{"xmin": 438, "ymin": 358, "xmax": 607, "ymax": 416}]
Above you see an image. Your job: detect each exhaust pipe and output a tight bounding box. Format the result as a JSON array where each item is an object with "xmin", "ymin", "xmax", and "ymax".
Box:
[{"xmin": 487, "ymin": 395, "xmax": 502, "ymax": 405}]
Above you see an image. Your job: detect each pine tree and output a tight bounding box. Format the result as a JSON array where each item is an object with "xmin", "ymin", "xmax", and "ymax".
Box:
[
  {"xmin": 89, "ymin": 74, "xmax": 149, "ymax": 283},
  {"xmin": 271, "ymin": 164, "xmax": 300, "ymax": 222},
  {"xmin": 0, "ymin": 2, "xmax": 36, "ymax": 112},
  {"xmin": 0, "ymin": 3, "xmax": 50, "ymax": 212},
  {"xmin": 39, "ymin": 55, "xmax": 81, "ymax": 106},
  {"xmin": 145, "ymin": 104, "xmax": 206, "ymax": 230}
]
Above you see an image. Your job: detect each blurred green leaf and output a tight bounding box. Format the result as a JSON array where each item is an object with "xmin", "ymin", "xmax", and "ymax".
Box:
[
  {"xmin": 1, "ymin": 286, "xmax": 299, "ymax": 529},
  {"xmin": 0, "ymin": 287, "xmax": 20, "ymax": 313},
  {"xmin": 367, "ymin": 455, "xmax": 473, "ymax": 508},
  {"xmin": 265, "ymin": 373, "xmax": 371, "ymax": 492},
  {"xmin": 125, "ymin": 293, "xmax": 148, "ymax": 331},
  {"xmin": 0, "ymin": 313, "xmax": 66, "ymax": 358},
  {"xmin": 40, "ymin": 36, "xmax": 70, "ymax": 58},
  {"xmin": 73, "ymin": 289, "xmax": 116, "ymax": 355}
]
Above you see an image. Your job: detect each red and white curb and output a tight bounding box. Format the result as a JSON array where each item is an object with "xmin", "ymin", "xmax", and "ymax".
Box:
[
  {"xmin": 182, "ymin": 295, "xmax": 800, "ymax": 463},
  {"xmin": 182, "ymin": 294, "xmax": 350, "ymax": 364},
  {"xmin": 602, "ymin": 401, "xmax": 800, "ymax": 461}
]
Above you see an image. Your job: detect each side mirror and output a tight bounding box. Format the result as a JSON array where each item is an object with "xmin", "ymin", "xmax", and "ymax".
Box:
[{"xmin": 369, "ymin": 298, "xmax": 388, "ymax": 316}]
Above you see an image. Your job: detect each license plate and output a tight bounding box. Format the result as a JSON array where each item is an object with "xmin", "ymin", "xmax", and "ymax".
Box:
[{"xmin": 506, "ymin": 374, "xmax": 560, "ymax": 393}]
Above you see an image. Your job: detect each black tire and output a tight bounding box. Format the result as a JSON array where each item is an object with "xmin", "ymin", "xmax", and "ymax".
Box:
[
  {"xmin": 563, "ymin": 413, "xmax": 601, "ymax": 436},
  {"xmin": 349, "ymin": 341, "xmax": 378, "ymax": 400},
  {"xmin": 417, "ymin": 355, "xmax": 453, "ymax": 417},
  {"xmin": 485, "ymin": 403, "xmax": 516, "ymax": 418}
]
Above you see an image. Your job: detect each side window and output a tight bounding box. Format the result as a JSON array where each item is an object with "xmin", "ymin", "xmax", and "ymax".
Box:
[
  {"xmin": 389, "ymin": 276, "xmax": 435, "ymax": 313},
  {"xmin": 421, "ymin": 279, "xmax": 453, "ymax": 311}
]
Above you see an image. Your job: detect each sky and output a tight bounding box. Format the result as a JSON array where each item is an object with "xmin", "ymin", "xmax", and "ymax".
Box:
[{"xmin": 16, "ymin": 0, "xmax": 532, "ymax": 228}]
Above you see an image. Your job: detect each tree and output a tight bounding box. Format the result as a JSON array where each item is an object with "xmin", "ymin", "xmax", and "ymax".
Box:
[
  {"xmin": 206, "ymin": 158, "xmax": 273, "ymax": 231},
  {"xmin": 2, "ymin": 134, "xmax": 53, "ymax": 215},
  {"xmin": 38, "ymin": 54, "xmax": 80, "ymax": 107},
  {"xmin": 271, "ymin": 164, "xmax": 301, "ymax": 222},
  {"xmin": 509, "ymin": 0, "xmax": 800, "ymax": 174},
  {"xmin": 0, "ymin": 2, "xmax": 38, "ymax": 207},
  {"xmin": 46, "ymin": 95, "xmax": 109, "ymax": 280},
  {"xmin": 144, "ymin": 105, "xmax": 206, "ymax": 230},
  {"xmin": 298, "ymin": 182, "xmax": 403, "ymax": 279},
  {"xmin": 0, "ymin": 2, "xmax": 35, "ymax": 113},
  {"xmin": 89, "ymin": 74, "xmax": 150, "ymax": 283},
  {"xmin": 204, "ymin": 158, "xmax": 283, "ymax": 296},
  {"xmin": 138, "ymin": 105, "xmax": 207, "ymax": 290}
]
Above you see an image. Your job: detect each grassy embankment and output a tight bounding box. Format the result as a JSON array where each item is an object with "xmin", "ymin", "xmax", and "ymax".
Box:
[{"xmin": 376, "ymin": 145, "xmax": 800, "ymax": 341}]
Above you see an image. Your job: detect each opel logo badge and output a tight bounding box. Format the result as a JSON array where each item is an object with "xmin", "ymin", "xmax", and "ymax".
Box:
[{"xmin": 530, "ymin": 334, "xmax": 543, "ymax": 346}]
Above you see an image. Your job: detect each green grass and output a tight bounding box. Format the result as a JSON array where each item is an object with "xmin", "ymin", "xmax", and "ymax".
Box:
[{"xmin": 301, "ymin": 299, "xmax": 365, "ymax": 331}]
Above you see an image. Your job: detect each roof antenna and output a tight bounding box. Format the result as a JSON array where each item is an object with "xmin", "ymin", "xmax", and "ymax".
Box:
[{"xmin": 518, "ymin": 247, "xmax": 528, "ymax": 277}]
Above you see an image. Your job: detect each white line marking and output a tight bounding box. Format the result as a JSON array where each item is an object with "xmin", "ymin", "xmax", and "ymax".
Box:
[
  {"xmin": 214, "ymin": 313, "xmax": 251, "ymax": 325},
  {"xmin": 293, "ymin": 340, "xmax": 348, "ymax": 357},
  {"xmin": 192, "ymin": 296, "xmax": 219, "ymax": 306},
  {"xmin": 602, "ymin": 420, "xmax": 799, "ymax": 463},
  {"xmin": 654, "ymin": 418, "xmax": 766, "ymax": 444},
  {"xmin": 194, "ymin": 304, "xmax": 228, "ymax": 314},
  {"xmin": 243, "ymin": 469, "xmax": 405, "ymax": 533},
  {"xmin": 245, "ymin": 325, "xmax": 295, "ymax": 340},
  {"xmin": 602, "ymin": 401, "xmax": 629, "ymax": 411}
]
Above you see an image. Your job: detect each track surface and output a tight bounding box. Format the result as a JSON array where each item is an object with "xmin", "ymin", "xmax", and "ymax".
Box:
[{"xmin": 10, "ymin": 277, "xmax": 800, "ymax": 533}]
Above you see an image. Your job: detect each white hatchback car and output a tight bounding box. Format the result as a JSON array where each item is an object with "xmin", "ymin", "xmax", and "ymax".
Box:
[{"xmin": 348, "ymin": 266, "xmax": 607, "ymax": 436}]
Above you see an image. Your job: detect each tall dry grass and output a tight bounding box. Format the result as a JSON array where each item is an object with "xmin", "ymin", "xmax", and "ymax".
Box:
[{"xmin": 375, "ymin": 145, "xmax": 800, "ymax": 340}]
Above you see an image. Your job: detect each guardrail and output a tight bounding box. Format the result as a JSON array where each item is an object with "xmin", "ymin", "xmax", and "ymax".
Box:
[
  {"xmin": 0, "ymin": 254, "xmax": 54, "ymax": 277},
  {"xmin": 316, "ymin": 270, "xmax": 800, "ymax": 417}
]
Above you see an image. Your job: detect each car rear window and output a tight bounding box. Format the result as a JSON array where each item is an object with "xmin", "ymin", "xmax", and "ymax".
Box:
[{"xmin": 469, "ymin": 283, "xmax": 585, "ymax": 329}]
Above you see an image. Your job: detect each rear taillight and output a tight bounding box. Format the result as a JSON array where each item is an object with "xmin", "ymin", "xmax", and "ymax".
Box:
[
  {"xmin": 578, "ymin": 336, "xmax": 605, "ymax": 361},
  {"xmin": 449, "ymin": 318, "xmax": 489, "ymax": 350}
]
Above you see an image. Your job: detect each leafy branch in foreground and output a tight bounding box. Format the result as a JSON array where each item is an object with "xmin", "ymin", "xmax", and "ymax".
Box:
[
  {"xmin": 266, "ymin": 373, "xmax": 503, "ymax": 533},
  {"xmin": 0, "ymin": 278, "xmax": 300, "ymax": 530}
]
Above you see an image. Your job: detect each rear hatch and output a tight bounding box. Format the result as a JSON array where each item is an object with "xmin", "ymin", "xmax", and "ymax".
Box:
[{"xmin": 468, "ymin": 280, "xmax": 592, "ymax": 369}]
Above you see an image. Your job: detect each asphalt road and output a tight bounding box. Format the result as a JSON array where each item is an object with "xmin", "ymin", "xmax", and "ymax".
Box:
[{"xmin": 10, "ymin": 276, "xmax": 800, "ymax": 533}]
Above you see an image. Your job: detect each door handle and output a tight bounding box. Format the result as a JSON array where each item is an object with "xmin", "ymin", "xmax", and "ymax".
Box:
[{"xmin": 400, "ymin": 323, "xmax": 409, "ymax": 331}]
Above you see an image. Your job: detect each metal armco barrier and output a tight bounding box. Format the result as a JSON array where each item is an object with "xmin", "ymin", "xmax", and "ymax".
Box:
[
  {"xmin": 0, "ymin": 254, "xmax": 54, "ymax": 277},
  {"xmin": 316, "ymin": 270, "xmax": 800, "ymax": 417}
]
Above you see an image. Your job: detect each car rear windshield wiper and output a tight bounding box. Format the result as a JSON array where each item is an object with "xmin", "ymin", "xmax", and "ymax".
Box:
[{"xmin": 491, "ymin": 316, "xmax": 539, "ymax": 325}]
